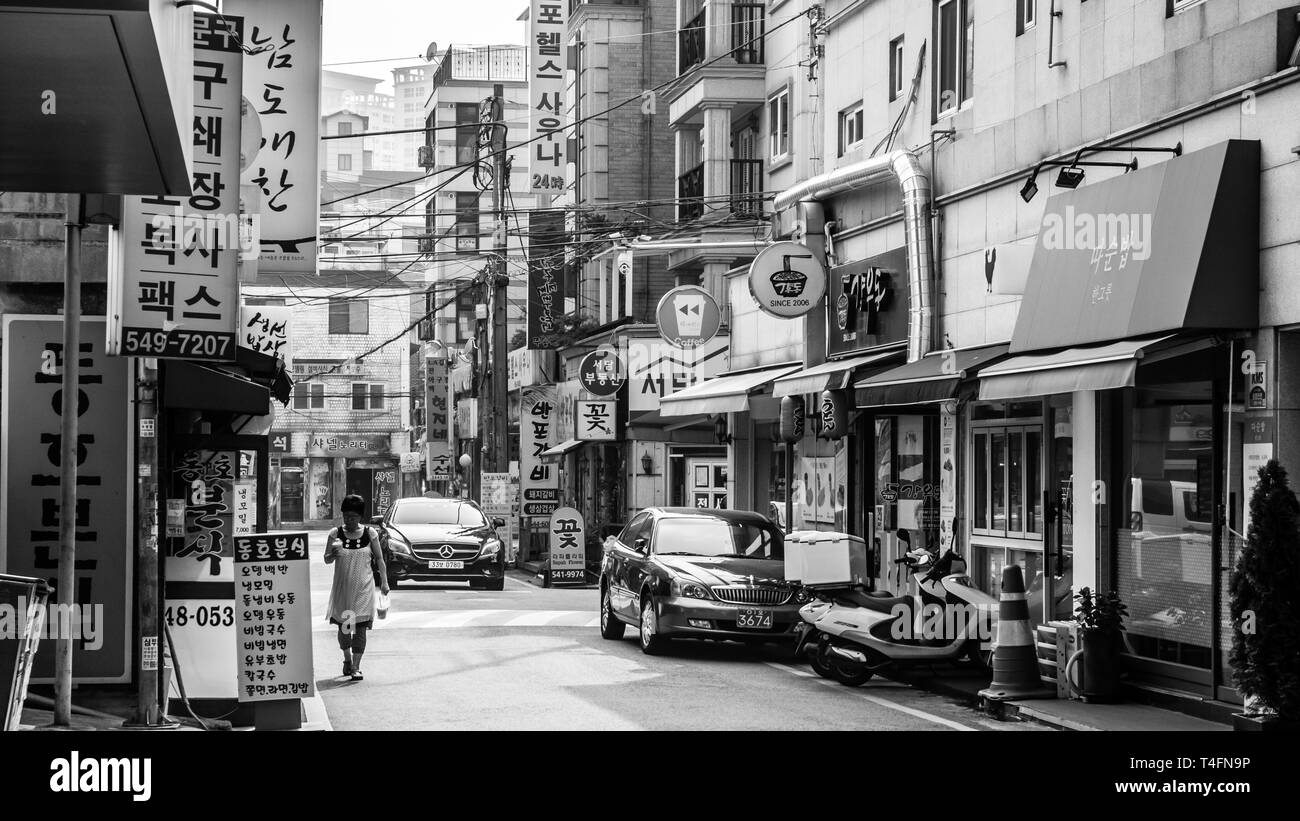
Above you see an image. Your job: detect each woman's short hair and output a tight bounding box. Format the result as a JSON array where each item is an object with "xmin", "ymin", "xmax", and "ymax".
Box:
[{"xmin": 341, "ymin": 494, "xmax": 366, "ymax": 515}]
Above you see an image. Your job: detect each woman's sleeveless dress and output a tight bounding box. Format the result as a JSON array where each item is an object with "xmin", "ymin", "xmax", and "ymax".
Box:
[{"xmin": 327, "ymin": 528, "xmax": 375, "ymax": 627}]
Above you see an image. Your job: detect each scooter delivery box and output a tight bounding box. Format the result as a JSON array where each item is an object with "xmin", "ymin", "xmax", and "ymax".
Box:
[{"xmin": 784, "ymin": 531, "xmax": 869, "ymax": 587}]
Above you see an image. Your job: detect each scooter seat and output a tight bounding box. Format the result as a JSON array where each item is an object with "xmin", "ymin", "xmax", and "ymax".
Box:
[{"xmin": 835, "ymin": 590, "xmax": 911, "ymax": 614}]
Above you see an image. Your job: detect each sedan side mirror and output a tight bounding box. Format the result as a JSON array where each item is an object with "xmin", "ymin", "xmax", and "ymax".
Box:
[
  {"xmin": 369, "ymin": 515, "xmax": 384, "ymax": 525},
  {"xmin": 492, "ymin": 517, "xmax": 506, "ymax": 528},
  {"xmin": 633, "ymin": 537, "xmax": 649, "ymax": 554}
]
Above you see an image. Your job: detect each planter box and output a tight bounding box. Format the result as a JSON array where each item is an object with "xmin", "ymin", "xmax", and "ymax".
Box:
[{"xmin": 1232, "ymin": 712, "xmax": 1300, "ymax": 732}]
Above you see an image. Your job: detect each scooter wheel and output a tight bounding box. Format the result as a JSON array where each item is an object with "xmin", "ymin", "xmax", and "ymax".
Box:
[
  {"xmin": 830, "ymin": 664, "xmax": 875, "ymax": 687},
  {"xmin": 810, "ymin": 651, "xmax": 838, "ymax": 680}
]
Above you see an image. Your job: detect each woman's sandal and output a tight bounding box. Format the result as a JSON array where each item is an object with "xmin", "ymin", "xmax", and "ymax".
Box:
[{"xmin": 350, "ymin": 670, "xmax": 364, "ymax": 681}]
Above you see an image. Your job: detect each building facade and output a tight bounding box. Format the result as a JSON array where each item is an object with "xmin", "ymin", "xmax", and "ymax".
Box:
[{"xmin": 743, "ymin": 0, "xmax": 1300, "ymax": 712}]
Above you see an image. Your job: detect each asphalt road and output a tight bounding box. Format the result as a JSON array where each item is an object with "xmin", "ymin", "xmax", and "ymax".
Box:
[{"xmin": 306, "ymin": 530, "xmax": 1042, "ymax": 732}]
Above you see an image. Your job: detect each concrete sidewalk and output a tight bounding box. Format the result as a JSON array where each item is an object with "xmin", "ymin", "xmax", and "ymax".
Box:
[
  {"xmin": 16, "ymin": 692, "xmax": 332, "ymax": 731},
  {"xmin": 891, "ymin": 667, "xmax": 1232, "ymax": 731}
]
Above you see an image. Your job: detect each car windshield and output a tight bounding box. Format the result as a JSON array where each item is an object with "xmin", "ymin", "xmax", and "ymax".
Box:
[
  {"xmin": 390, "ymin": 500, "xmax": 486, "ymax": 527},
  {"xmin": 654, "ymin": 518, "xmax": 782, "ymax": 559}
]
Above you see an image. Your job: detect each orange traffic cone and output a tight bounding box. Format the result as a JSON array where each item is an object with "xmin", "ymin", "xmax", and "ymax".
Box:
[{"xmin": 979, "ymin": 564, "xmax": 1053, "ymax": 701}]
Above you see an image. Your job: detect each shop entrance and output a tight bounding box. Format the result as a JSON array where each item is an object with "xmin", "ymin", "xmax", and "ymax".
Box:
[
  {"xmin": 687, "ymin": 457, "xmax": 728, "ymax": 509},
  {"xmin": 345, "ymin": 468, "xmax": 373, "ymax": 517},
  {"xmin": 279, "ymin": 459, "xmax": 304, "ymax": 523}
]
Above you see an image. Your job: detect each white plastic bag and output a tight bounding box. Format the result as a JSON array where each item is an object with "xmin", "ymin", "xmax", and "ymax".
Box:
[{"xmin": 376, "ymin": 591, "xmax": 390, "ymax": 620}]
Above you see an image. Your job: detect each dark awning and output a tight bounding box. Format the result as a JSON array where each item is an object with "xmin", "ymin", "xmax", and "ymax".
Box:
[
  {"xmin": 855, "ymin": 343, "xmax": 1010, "ymax": 407},
  {"xmin": 164, "ymin": 361, "xmax": 271, "ymax": 415},
  {"xmin": 0, "ymin": 2, "xmax": 194, "ymax": 194},
  {"xmin": 1010, "ymin": 140, "xmax": 1259, "ymax": 353},
  {"xmin": 236, "ymin": 347, "xmax": 294, "ymax": 406},
  {"xmin": 976, "ymin": 335, "xmax": 1221, "ymax": 400},
  {"xmin": 771, "ymin": 348, "xmax": 903, "ymax": 398}
]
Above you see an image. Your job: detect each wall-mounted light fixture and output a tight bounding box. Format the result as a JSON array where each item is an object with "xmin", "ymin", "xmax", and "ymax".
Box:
[
  {"xmin": 713, "ymin": 415, "xmax": 732, "ymax": 445},
  {"xmin": 640, "ymin": 451, "xmax": 654, "ymax": 475},
  {"xmin": 1019, "ymin": 158, "xmax": 1138, "ymax": 202}
]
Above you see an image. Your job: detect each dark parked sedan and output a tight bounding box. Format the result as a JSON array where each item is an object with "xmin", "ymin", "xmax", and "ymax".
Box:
[
  {"xmin": 599, "ymin": 507, "xmax": 810, "ymax": 654},
  {"xmin": 373, "ymin": 497, "xmax": 507, "ymax": 590}
]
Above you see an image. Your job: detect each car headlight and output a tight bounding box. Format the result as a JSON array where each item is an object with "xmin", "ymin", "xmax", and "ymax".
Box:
[
  {"xmin": 479, "ymin": 538, "xmax": 502, "ymax": 558},
  {"xmin": 671, "ymin": 578, "xmax": 710, "ymax": 599},
  {"xmin": 387, "ymin": 535, "xmax": 412, "ymax": 555}
]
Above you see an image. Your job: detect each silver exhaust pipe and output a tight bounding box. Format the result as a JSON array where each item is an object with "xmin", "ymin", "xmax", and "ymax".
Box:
[{"xmin": 827, "ymin": 645, "xmax": 868, "ymax": 664}]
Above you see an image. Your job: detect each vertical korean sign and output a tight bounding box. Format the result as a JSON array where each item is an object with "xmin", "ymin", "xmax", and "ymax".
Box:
[
  {"xmin": 1, "ymin": 317, "xmax": 131, "ymax": 682},
  {"xmin": 521, "ymin": 386, "xmax": 559, "ymax": 516},
  {"xmin": 548, "ymin": 507, "xmax": 586, "ymax": 585},
  {"xmin": 111, "ymin": 13, "xmax": 243, "ymax": 361},
  {"xmin": 234, "ymin": 532, "xmax": 314, "ymax": 701},
  {"xmin": 527, "ymin": 209, "xmax": 566, "ymax": 349},
  {"xmin": 227, "ymin": 0, "xmax": 322, "ymax": 273},
  {"xmin": 529, "ymin": 0, "xmax": 567, "ymax": 192},
  {"xmin": 425, "ymin": 356, "xmax": 449, "ymax": 447}
]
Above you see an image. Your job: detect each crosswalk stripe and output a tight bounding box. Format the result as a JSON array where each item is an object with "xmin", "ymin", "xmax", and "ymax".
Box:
[{"xmin": 311, "ymin": 609, "xmax": 597, "ymax": 632}]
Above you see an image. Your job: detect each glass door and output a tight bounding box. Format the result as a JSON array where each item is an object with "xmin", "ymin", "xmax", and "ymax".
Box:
[{"xmin": 688, "ymin": 458, "xmax": 728, "ymax": 509}]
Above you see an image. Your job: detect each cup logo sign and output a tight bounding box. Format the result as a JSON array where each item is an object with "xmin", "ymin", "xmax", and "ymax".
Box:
[{"xmin": 655, "ymin": 285, "xmax": 721, "ymax": 349}]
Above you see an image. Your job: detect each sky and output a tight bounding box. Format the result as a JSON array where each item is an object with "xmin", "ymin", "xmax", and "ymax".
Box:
[{"xmin": 321, "ymin": 0, "xmax": 528, "ymax": 91}]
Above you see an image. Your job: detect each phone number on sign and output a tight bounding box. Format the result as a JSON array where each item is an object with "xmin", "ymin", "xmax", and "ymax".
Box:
[{"xmin": 122, "ymin": 328, "xmax": 234, "ymax": 359}]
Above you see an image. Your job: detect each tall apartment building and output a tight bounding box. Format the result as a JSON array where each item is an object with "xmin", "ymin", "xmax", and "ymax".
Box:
[{"xmin": 394, "ymin": 62, "xmax": 438, "ymax": 172}]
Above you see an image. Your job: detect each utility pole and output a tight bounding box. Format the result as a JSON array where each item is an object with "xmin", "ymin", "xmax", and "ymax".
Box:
[
  {"xmin": 55, "ymin": 193, "xmax": 84, "ymax": 726},
  {"xmin": 481, "ymin": 84, "xmax": 510, "ymax": 481},
  {"xmin": 130, "ymin": 359, "xmax": 161, "ymax": 727}
]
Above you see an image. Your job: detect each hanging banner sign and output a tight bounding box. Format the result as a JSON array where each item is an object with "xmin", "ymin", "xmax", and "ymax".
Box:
[
  {"xmin": 548, "ymin": 507, "xmax": 586, "ymax": 585},
  {"xmin": 233, "ymin": 481, "xmax": 255, "ymax": 536},
  {"xmin": 748, "ymin": 241, "xmax": 828, "ymax": 319},
  {"xmin": 373, "ymin": 468, "xmax": 397, "ymax": 518},
  {"xmin": 527, "ymin": 210, "xmax": 567, "ymax": 349},
  {"xmin": 226, "ymin": 0, "xmax": 323, "ymax": 273},
  {"xmin": 655, "ymin": 285, "xmax": 723, "ymax": 349},
  {"xmin": 238, "ymin": 304, "xmax": 292, "ymax": 365},
  {"xmin": 1247, "ymin": 360, "xmax": 1267, "ymax": 410},
  {"xmin": 234, "ymin": 532, "xmax": 314, "ymax": 702},
  {"xmin": 425, "ymin": 356, "xmax": 450, "ymax": 444},
  {"xmin": 528, "ymin": 0, "xmax": 568, "ymax": 192},
  {"xmin": 521, "ymin": 386, "xmax": 560, "ymax": 516},
  {"xmin": 1, "ymin": 316, "xmax": 132, "ymax": 683},
  {"xmin": 112, "ymin": 14, "xmax": 244, "ymax": 361},
  {"xmin": 426, "ymin": 441, "xmax": 452, "ymax": 482},
  {"xmin": 939, "ymin": 405, "xmax": 958, "ymax": 552},
  {"xmin": 818, "ymin": 390, "xmax": 850, "ymax": 439}
]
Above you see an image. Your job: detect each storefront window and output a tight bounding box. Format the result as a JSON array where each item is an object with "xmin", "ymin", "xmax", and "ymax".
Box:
[
  {"xmin": 871, "ymin": 414, "xmax": 938, "ymax": 591},
  {"xmin": 970, "ymin": 402, "xmax": 1044, "ymax": 541},
  {"xmin": 1117, "ymin": 389, "xmax": 1215, "ymax": 671},
  {"xmin": 280, "ymin": 458, "xmax": 304, "ymax": 522}
]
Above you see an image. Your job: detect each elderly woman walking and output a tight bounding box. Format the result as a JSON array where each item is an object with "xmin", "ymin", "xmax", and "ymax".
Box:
[{"xmin": 325, "ymin": 494, "xmax": 388, "ymax": 681}]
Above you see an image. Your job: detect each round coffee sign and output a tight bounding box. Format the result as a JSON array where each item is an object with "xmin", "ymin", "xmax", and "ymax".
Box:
[
  {"xmin": 748, "ymin": 241, "xmax": 827, "ymax": 319},
  {"xmin": 578, "ymin": 347, "xmax": 626, "ymax": 397},
  {"xmin": 655, "ymin": 285, "xmax": 722, "ymax": 349}
]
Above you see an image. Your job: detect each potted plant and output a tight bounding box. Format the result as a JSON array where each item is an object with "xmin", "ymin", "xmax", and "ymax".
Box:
[
  {"xmin": 1229, "ymin": 459, "xmax": 1300, "ymax": 732},
  {"xmin": 1074, "ymin": 587, "xmax": 1128, "ymax": 702}
]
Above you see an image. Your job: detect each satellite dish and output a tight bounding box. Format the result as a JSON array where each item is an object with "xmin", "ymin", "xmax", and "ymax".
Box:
[{"xmin": 424, "ymin": 41, "xmax": 439, "ymax": 62}]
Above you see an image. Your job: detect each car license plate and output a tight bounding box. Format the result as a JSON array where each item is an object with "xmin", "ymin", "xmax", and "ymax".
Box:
[
  {"xmin": 428, "ymin": 560, "xmax": 464, "ymax": 569},
  {"xmin": 736, "ymin": 608, "xmax": 772, "ymax": 629}
]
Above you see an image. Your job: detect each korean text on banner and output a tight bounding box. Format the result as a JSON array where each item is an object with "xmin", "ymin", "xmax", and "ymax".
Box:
[
  {"xmin": 227, "ymin": 0, "xmax": 322, "ymax": 273},
  {"xmin": 527, "ymin": 209, "xmax": 566, "ymax": 349},
  {"xmin": 234, "ymin": 532, "xmax": 315, "ymax": 702},
  {"xmin": 239, "ymin": 304, "xmax": 292, "ymax": 365},
  {"xmin": 529, "ymin": 0, "xmax": 567, "ymax": 193},
  {"xmin": 521, "ymin": 386, "xmax": 559, "ymax": 516},
  {"xmin": 1, "ymin": 317, "xmax": 132, "ymax": 683},
  {"xmin": 112, "ymin": 13, "xmax": 243, "ymax": 362},
  {"xmin": 425, "ymin": 357, "xmax": 449, "ymax": 444}
]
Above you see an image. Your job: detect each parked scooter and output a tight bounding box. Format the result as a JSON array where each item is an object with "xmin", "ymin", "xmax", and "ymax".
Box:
[{"xmin": 794, "ymin": 547, "xmax": 999, "ymax": 686}]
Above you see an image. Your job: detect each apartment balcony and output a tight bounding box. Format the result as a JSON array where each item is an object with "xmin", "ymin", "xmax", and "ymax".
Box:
[
  {"xmin": 678, "ymin": 162, "xmax": 705, "ymax": 222},
  {"xmin": 669, "ymin": 1, "xmax": 766, "ymax": 128},
  {"xmin": 676, "ymin": 158, "xmax": 763, "ymax": 224}
]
